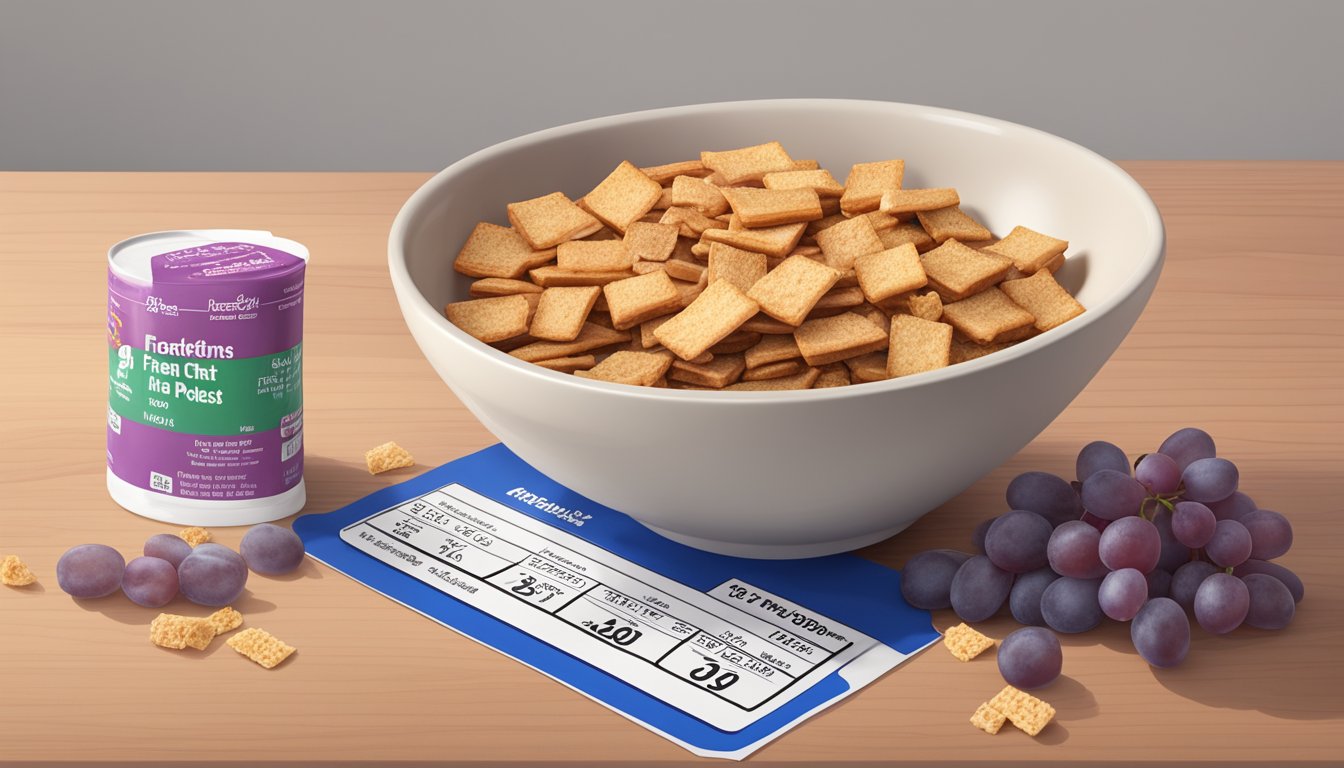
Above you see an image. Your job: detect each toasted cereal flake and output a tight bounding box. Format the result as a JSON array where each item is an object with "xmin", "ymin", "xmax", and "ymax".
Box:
[
  {"xmin": 507, "ymin": 192, "xmax": 603, "ymax": 249},
  {"xmin": 208, "ymin": 607, "xmax": 244, "ymax": 635},
  {"xmin": 454, "ymin": 222, "xmax": 557, "ymax": 279},
  {"xmin": 987, "ymin": 685, "xmax": 1056, "ymax": 736},
  {"xmin": 916, "ymin": 205, "xmax": 992, "ymax": 244},
  {"xmin": 700, "ymin": 141, "xmax": 796, "ymax": 185},
  {"xmin": 879, "ymin": 187, "xmax": 961, "ymax": 215},
  {"xmin": 150, "ymin": 613, "xmax": 216, "ymax": 650},
  {"xmin": 707, "ymin": 330, "xmax": 761, "ymax": 355},
  {"xmin": 720, "ymin": 187, "xmax": 823, "ymax": 228},
  {"xmin": 747, "ymin": 255, "xmax": 841, "ymax": 326},
  {"xmin": 178, "ymin": 527, "xmax": 212, "ymax": 547},
  {"xmin": 533, "ymin": 354, "xmax": 597, "ymax": 374},
  {"xmin": 556, "ymin": 240, "xmax": 633, "ymax": 273},
  {"xmin": 654, "ymin": 280, "xmax": 760, "ymax": 361},
  {"xmin": 920, "ymin": 239, "xmax": 1014, "ymax": 301},
  {"xmin": 365, "ymin": 441, "xmax": 415, "ymax": 475},
  {"xmin": 580, "ymin": 161, "xmax": 662, "ymax": 233},
  {"xmin": 971, "ymin": 702, "xmax": 1007, "ymax": 735},
  {"xmin": 707, "ymin": 243, "xmax": 768, "ymax": 292},
  {"xmin": 814, "ymin": 215, "xmax": 885, "ymax": 270},
  {"xmin": 530, "ymin": 286, "xmax": 602, "ymax": 342},
  {"xmin": 950, "ymin": 337, "xmax": 1017, "ymax": 364},
  {"xmin": 743, "ymin": 333, "xmax": 802, "ymax": 369},
  {"xmin": 1, "ymin": 555, "xmax": 36, "ymax": 586},
  {"xmin": 942, "ymin": 622, "xmax": 996, "ymax": 661},
  {"xmin": 527, "ymin": 265, "xmax": 633, "ymax": 287},
  {"xmin": 227, "ymin": 627, "xmax": 296, "ymax": 669},
  {"xmin": 741, "ymin": 359, "xmax": 806, "ymax": 381},
  {"xmin": 794, "ymin": 312, "xmax": 889, "ymax": 367},
  {"xmin": 639, "ymin": 159, "xmax": 710, "ymax": 184},
  {"xmin": 724, "ymin": 368, "xmax": 820, "ymax": 391},
  {"xmin": 668, "ymin": 353, "xmax": 746, "ymax": 389},
  {"xmin": 468, "ymin": 277, "xmax": 546, "ymax": 298},
  {"xmin": 659, "ymin": 206, "xmax": 723, "ymax": 239},
  {"xmin": 762, "ymin": 169, "xmax": 845, "ymax": 197},
  {"xmin": 941, "ymin": 288, "xmax": 1037, "ymax": 345},
  {"xmin": 445, "ymin": 294, "xmax": 531, "ymax": 343},
  {"xmin": 623, "ymin": 221, "xmax": 679, "ymax": 263},
  {"xmin": 740, "ymin": 313, "xmax": 799, "ymax": 335},
  {"xmin": 810, "ymin": 285, "xmax": 866, "ymax": 314},
  {"xmin": 574, "ymin": 350, "xmax": 674, "ymax": 387},
  {"xmin": 845, "ymin": 351, "xmax": 889, "ymax": 383},
  {"xmin": 999, "ymin": 268, "xmax": 1085, "ymax": 331},
  {"xmin": 907, "ymin": 291, "xmax": 944, "ymax": 322},
  {"xmin": 983, "ymin": 225, "xmax": 1069, "ymax": 274},
  {"xmin": 603, "ymin": 271, "xmax": 683, "ymax": 331},
  {"xmin": 510, "ymin": 322, "xmax": 629, "ymax": 362},
  {"xmin": 670, "ymin": 175, "xmax": 730, "ymax": 217},
  {"xmin": 813, "ymin": 366, "xmax": 851, "ymax": 388},
  {"xmin": 702, "ymin": 221, "xmax": 807, "ymax": 259},
  {"xmin": 840, "ymin": 159, "xmax": 905, "ymax": 215},
  {"xmin": 879, "ymin": 221, "xmax": 936, "ymax": 252},
  {"xmin": 887, "ymin": 314, "xmax": 953, "ymax": 378},
  {"xmin": 663, "ymin": 258, "xmax": 706, "ymax": 284}
]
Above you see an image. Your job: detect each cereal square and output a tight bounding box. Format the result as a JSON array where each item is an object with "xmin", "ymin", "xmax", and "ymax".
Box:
[
  {"xmin": 942, "ymin": 622, "xmax": 996, "ymax": 661},
  {"xmin": 208, "ymin": 607, "xmax": 244, "ymax": 634},
  {"xmin": 660, "ymin": 206, "xmax": 723, "ymax": 239},
  {"xmin": 814, "ymin": 215, "xmax": 884, "ymax": 270},
  {"xmin": 702, "ymin": 221, "xmax": 807, "ymax": 258},
  {"xmin": 530, "ymin": 286, "xmax": 602, "ymax": 341},
  {"xmin": 1, "ymin": 555, "xmax": 36, "ymax": 586},
  {"xmin": 724, "ymin": 367, "xmax": 820, "ymax": 390},
  {"xmin": 668, "ymin": 353, "xmax": 747, "ymax": 389},
  {"xmin": 762, "ymin": 169, "xmax": 845, "ymax": 197},
  {"xmin": 988, "ymin": 685, "xmax": 1056, "ymax": 736},
  {"xmin": 854, "ymin": 243, "xmax": 928, "ymax": 303},
  {"xmin": 603, "ymin": 271, "xmax": 683, "ymax": 330},
  {"xmin": 445, "ymin": 294, "xmax": 531, "ymax": 343},
  {"xmin": 746, "ymin": 254, "xmax": 842, "ymax": 326},
  {"xmin": 580, "ymin": 161, "xmax": 662, "ymax": 233},
  {"xmin": 916, "ymin": 205, "xmax": 992, "ymax": 244},
  {"xmin": 999, "ymin": 269, "xmax": 1085, "ymax": 331},
  {"xmin": 510, "ymin": 323, "xmax": 630, "ymax": 362},
  {"xmin": 971, "ymin": 702, "xmax": 1007, "ymax": 735},
  {"xmin": 983, "ymin": 225, "xmax": 1069, "ymax": 274},
  {"xmin": 844, "ymin": 351, "xmax": 889, "ymax": 383},
  {"xmin": 150, "ymin": 613, "xmax": 216, "ymax": 651},
  {"xmin": 813, "ymin": 366, "xmax": 851, "ymax": 388},
  {"xmin": 906, "ymin": 291, "xmax": 944, "ymax": 322},
  {"xmin": 654, "ymin": 280, "xmax": 760, "ymax": 361},
  {"xmin": 721, "ymin": 187, "xmax": 823, "ymax": 228},
  {"xmin": 365, "ymin": 441, "xmax": 415, "ymax": 474},
  {"xmin": 507, "ymin": 192, "xmax": 604, "ymax": 249},
  {"xmin": 663, "ymin": 258, "xmax": 705, "ymax": 284},
  {"xmin": 941, "ymin": 287, "xmax": 1037, "ymax": 344},
  {"xmin": 700, "ymin": 141, "xmax": 796, "ymax": 185},
  {"xmin": 887, "ymin": 314, "xmax": 953, "ymax": 378},
  {"xmin": 533, "ymin": 354, "xmax": 597, "ymax": 373},
  {"xmin": 794, "ymin": 312, "xmax": 889, "ymax": 366},
  {"xmin": 227, "ymin": 627, "xmax": 296, "ymax": 669},
  {"xmin": 741, "ymin": 359, "xmax": 806, "ymax": 381},
  {"xmin": 454, "ymin": 222, "xmax": 557, "ymax": 279},
  {"xmin": 670, "ymin": 175, "xmax": 730, "ymax": 217},
  {"xmin": 879, "ymin": 221, "xmax": 935, "ymax": 252},
  {"xmin": 528, "ymin": 266, "xmax": 633, "ymax": 287},
  {"xmin": 707, "ymin": 242, "xmax": 768, "ymax": 292},
  {"xmin": 574, "ymin": 350, "xmax": 674, "ymax": 387},
  {"xmin": 556, "ymin": 240, "xmax": 633, "ymax": 272},
  {"xmin": 468, "ymin": 277, "xmax": 545, "ymax": 298},
  {"xmin": 809, "ymin": 285, "xmax": 866, "ymax": 314},
  {"xmin": 623, "ymin": 221, "xmax": 680, "ymax": 263},
  {"xmin": 178, "ymin": 527, "xmax": 212, "ymax": 547},
  {"xmin": 640, "ymin": 159, "xmax": 709, "ymax": 184},
  {"xmin": 920, "ymin": 239, "xmax": 1013, "ymax": 301},
  {"xmin": 744, "ymin": 333, "xmax": 802, "ymax": 369},
  {"xmin": 840, "ymin": 159, "xmax": 905, "ymax": 215}
]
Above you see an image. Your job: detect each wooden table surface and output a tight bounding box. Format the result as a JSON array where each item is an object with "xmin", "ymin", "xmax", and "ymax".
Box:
[{"xmin": 1, "ymin": 165, "xmax": 1341, "ymax": 767}]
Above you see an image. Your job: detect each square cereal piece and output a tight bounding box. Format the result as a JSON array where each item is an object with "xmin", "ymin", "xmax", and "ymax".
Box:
[
  {"xmin": 845, "ymin": 351, "xmax": 889, "ymax": 383},
  {"xmin": 724, "ymin": 368, "xmax": 820, "ymax": 391},
  {"xmin": 879, "ymin": 221, "xmax": 936, "ymax": 252},
  {"xmin": 721, "ymin": 187, "xmax": 823, "ymax": 228},
  {"xmin": 672, "ymin": 278, "xmax": 705, "ymax": 309},
  {"xmin": 639, "ymin": 314, "xmax": 676, "ymax": 349},
  {"xmin": 227, "ymin": 627, "xmax": 296, "ymax": 669},
  {"xmin": 454, "ymin": 222, "xmax": 557, "ymax": 279},
  {"xmin": 556, "ymin": 240, "xmax": 633, "ymax": 272},
  {"xmin": 150, "ymin": 613, "xmax": 216, "ymax": 651},
  {"xmin": 840, "ymin": 159, "xmax": 905, "ymax": 215},
  {"xmin": 651, "ymin": 187, "xmax": 674, "ymax": 211},
  {"xmin": 707, "ymin": 330, "xmax": 761, "ymax": 355},
  {"xmin": 806, "ymin": 212, "xmax": 849, "ymax": 236},
  {"xmin": 813, "ymin": 365, "xmax": 851, "ymax": 388},
  {"xmin": 702, "ymin": 221, "xmax": 806, "ymax": 259},
  {"xmin": 950, "ymin": 337, "xmax": 1016, "ymax": 364},
  {"xmin": 469, "ymin": 277, "xmax": 545, "ymax": 298},
  {"xmin": 654, "ymin": 280, "xmax": 760, "ymax": 361},
  {"xmin": 444, "ymin": 294, "xmax": 531, "ymax": 343},
  {"xmin": 942, "ymin": 287, "xmax": 1037, "ymax": 344},
  {"xmin": 507, "ymin": 192, "xmax": 603, "ymax": 249},
  {"xmin": 942, "ymin": 622, "xmax": 996, "ymax": 661},
  {"xmin": 527, "ymin": 266, "xmax": 632, "ymax": 287},
  {"xmin": 971, "ymin": 702, "xmax": 1007, "ymax": 735},
  {"xmin": 668, "ymin": 353, "xmax": 747, "ymax": 389},
  {"xmin": 178, "ymin": 527, "xmax": 212, "ymax": 547},
  {"xmin": 365, "ymin": 441, "xmax": 415, "ymax": 475},
  {"xmin": 855, "ymin": 243, "xmax": 928, "ymax": 303},
  {"xmin": 664, "ymin": 259, "xmax": 706, "ymax": 284},
  {"xmin": 747, "ymin": 254, "xmax": 842, "ymax": 326},
  {"xmin": 533, "ymin": 354, "xmax": 597, "ymax": 374},
  {"xmin": 740, "ymin": 313, "xmax": 797, "ymax": 335},
  {"xmin": 920, "ymin": 239, "xmax": 1014, "ymax": 301},
  {"xmin": 632, "ymin": 261, "xmax": 667, "ymax": 276},
  {"xmin": 670, "ymin": 175, "xmax": 730, "ymax": 217},
  {"xmin": 906, "ymin": 291, "xmax": 944, "ymax": 322},
  {"xmin": 603, "ymin": 271, "xmax": 683, "ymax": 330},
  {"xmin": 700, "ymin": 141, "xmax": 796, "ymax": 185},
  {"xmin": 511, "ymin": 323, "xmax": 630, "ymax": 362},
  {"xmin": 741, "ymin": 359, "xmax": 806, "ymax": 381},
  {"xmin": 660, "ymin": 206, "xmax": 723, "ymax": 239},
  {"xmin": 574, "ymin": 350, "xmax": 673, "ymax": 387},
  {"xmin": 988, "ymin": 685, "xmax": 1056, "ymax": 737},
  {"xmin": 916, "ymin": 205, "xmax": 992, "ymax": 244},
  {"xmin": 814, "ymin": 215, "xmax": 884, "ymax": 270},
  {"xmin": 530, "ymin": 286, "xmax": 602, "ymax": 342},
  {"xmin": 887, "ymin": 314, "xmax": 953, "ymax": 378},
  {"xmin": 580, "ymin": 161, "xmax": 662, "ymax": 233},
  {"xmin": 707, "ymin": 242, "xmax": 768, "ymax": 292},
  {"xmin": 208, "ymin": 607, "xmax": 244, "ymax": 635},
  {"xmin": 794, "ymin": 312, "xmax": 888, "ymax": 366},
  {"xmin": 1, "ymin": 555, "xmax": 36, "ymax": 586},
  {"xmin": 863, "ymin": 210, "xmax": 904, "ymax": 233},
  {"xmin": 810, "ymin": 285, "xmax": 866, "ymax": 314},
  {"xmin": 879, "ymin": 187, "xmax": 960, "ymax": 215},
  {"xmin": 639, "ymin": 159, "xmax": 709, "ymax": 184},
  {"xmin": 999, "ymin": 269, "xmax": 1085, "ymax": 331},
  {"xmin": 762, "ymin": 169, "xmax": 845, "ymax": 197},
  {"xmin": 743, "ymin": 333, "xmax": 801, "ymax": 369},
  {"xmin": 983, "ymin": 225, "xmax": 1069, "ymax": 274}
]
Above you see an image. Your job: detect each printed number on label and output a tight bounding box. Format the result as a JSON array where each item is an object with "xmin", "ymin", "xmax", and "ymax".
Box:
[{"xmin": 689, "ymin": 658, "xmax": 740, "ymax": 691}]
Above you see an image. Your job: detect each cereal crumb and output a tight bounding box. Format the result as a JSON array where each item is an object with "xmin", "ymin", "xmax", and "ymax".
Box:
[
  {"xmin": 970, "ymin": 701, "xmax": 1007, "ymax": 735},
  {"xmin": 208, "ymin": 607, "xmax": 244, "ymax": 635},
  {"xmin": 177, "ymin": 527, "xmax": 212, "ymax": 547},
  {"xmin": 150, "ymin": 613, "xmax": 216, "ymax": 651},
  {"xmin": 943, "ymin": 622, "xmax": 995, "ymax": 661},
  {"xmin": 365, "ymin": 441, "xmax": 415, "ymax": 475},
  {"xmin": 1, "ymin": 555, "xmax": 36, "ymax": 586},
  {"xmin": 227, "ymin": 627, "xmax": 296, "ymax": 669}
]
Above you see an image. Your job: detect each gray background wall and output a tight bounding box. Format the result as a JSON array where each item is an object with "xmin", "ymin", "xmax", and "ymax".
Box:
[{"xmin": 2, "ymin": 0, "xmax": 1341, "ymax": 170}]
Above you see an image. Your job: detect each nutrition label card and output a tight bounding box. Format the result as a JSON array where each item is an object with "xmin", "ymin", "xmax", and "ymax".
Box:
[{"xmin": 296, "ymin": 445, "xmax": 937, "ymax": 759}]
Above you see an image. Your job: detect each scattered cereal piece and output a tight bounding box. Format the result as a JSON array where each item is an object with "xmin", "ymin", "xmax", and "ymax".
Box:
[
  {"xmin": 527, "ymin": 265, "xmax": 633, "ymax": 287},
  {"xmin": 454, "ymin": 222, "xmax": 557, "ymax": 279},
  {"xmin": 509, "ymin": 322, "xmax": 629, "ymax": 362},
  {"xmin": 1, "ymin": 555, "xmax": 36, "ymax": 586},
  {"xmin": 721, "ymin": 187, "xmax": 824, "ymax": 228},
  {"xmin": 747, "ymin": 255, "xmax": 841, "ymax": 326},
  {"xmin": 702, "ymin": 221, "xmax": 807, "ymax": 259},
  {"xmin": 707, "ymin": 243, "xmax": 768, "ymax": 292},
  {"xmin": 724, "ymin": 367, "xmax": 821, "ymax": 391},
  {"xmin": 208, "ymin": 607, "xmax": 244, "ymax": 635},
  {"xmin": 663, "ymin": 258, "xmax": 706, "ymax": 284},
  {"xmin": 574, "ymin": 350, "xmax": 674, "ymax": 387},
  {"xmin": 640, "ymin": 159, "xmax": 710, "ymax": 184},
  {"xmin": 987, "ymin": 685, "xmax": 1056, "ymax": 736},
  {"xmin": 844, "ymin": 351, "xmax": 889, "ymax": 383},
  {"xmin": 660, "ymin": 206, "xmax": 723, "ymax": 239},
  {"xmin": 671, "ymin": 175, "xmax": 730, "ymax": 217},
  {"xmin": 840, "ymin": 159, "xmax": 905, "ymax": 215},
  {"xmin": 533, "ymin": 354, "xmax": 598, "ymax": 374},
  {"xmin": 743, "ymin": 333, "xmax": 802, "ymax": 369},
  {"xmin": 983, "ymin": 225, "xmax": 1069, "ymax": 275},
  {"xmin": 854, "ymin": 243, "xmax": 928, "ymax": 303},
  {"xmin": 879, "ymin": 221, "xmax": 935, "ymax": 252},
  {"xmin": 887, "ymin": 314, "xmax": 953, "ymax": 378},
  {"xmin": 468, "ymin": 277, "xmax": 546, "ymax": 298},
  {"xmin": 365, "ymin": 441, "xmax": 415, "ymax": 475},
  {"xmin": 814, "ymin": 215, "xmax": 885, "ymax": 271},
  {"xmin": 668, "ymin": 353, "xmax": 747, "ymax": 389},
  {"xmin": 444, "ymin": 294, "xmax": 531, "ymax": 343},
  {"xmin": 654, "ymin": 280, "xmax": 760, "ymax": 361},
  {"xmin": 906, "ymin": 291, "xmax": 944, "ymax": 322},
  {"xmin": 603, "ymin": 271, "xmax": 683, "ymax": 330},
  {"xmin": 150, "ymin": 613, "xmax": 216, "ymax": 651},
  {"xmin": 530, "ymin": 286, "xmax": 602, "ymax": 342},
  {"xmin": 701, "ymin": 141, "xmax": 796, "ymax": 185},
  {"xmin": 580, "ymin": 161, "xmax": 662, "ymax": 233},
  {"xmin": 942, "ymin": 622, "xmax": 996, "ymax": 661},
  {"xmin": 507, "ymin": 192, "xmax": 604, "ymax": 249},
  {"xmin": 916, "ymin": 205, "xmax": 993, "ymax": 244},
  {"xmin": 809, "ymin": 285, "xmax": 866, "ymax": 314},
  {"xmin": 623, "ymin": 221, "xmax": 679, "ymax": 263},
  {"xmin": 813, "ymin": 365, "xmax": 851, "ymax": 388},
  {"xmin": 879, "ymin": 187, "xmax": 960, "ymax": 215},
  {"xmin": 999, "ymin": 269, "xmax": 1085, "ymax": 331},
  {"xmin": 920, "ymin": 239, "xmax": 1014, "ymax": 301},
  {"xmin": 178, "ymin": 527, "xmax": 212, "ymax": 547},
  {"xmin": 741, "ymin": 359, "xmax": 806, "ymax": 381},
  {"xmin": 941, "ymin": 287, "xmax": 1037, "ymax": 345},
  {"xmin": 227, "ymin": 627, "xmax": 296, "ymax": 669},
  {"xmin": 762, "ymin": 168, "xmax": 845, "ymax": 197},
  {"xmin": 794, "ymin": 312, "xmax": 889, "ymax": 366},
  {"xmin": 556, "ymin": 240, "xmax": 633, "ymax": 273},
  {"xmin": 971, "ymin": 702, "xmax": 1008, "ymax": 735}
]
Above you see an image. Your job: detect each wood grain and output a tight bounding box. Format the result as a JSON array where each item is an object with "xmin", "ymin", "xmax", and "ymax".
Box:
[{"xmin": 0, "ymin": 166, "xmax": 1340, "ymax": 766}]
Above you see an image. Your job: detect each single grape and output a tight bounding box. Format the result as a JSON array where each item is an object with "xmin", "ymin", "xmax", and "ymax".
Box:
[
  {"xmin": 1171, "ymin": 560, "xmax": 1218, "ymax": 611},
  {"xmin": 1181, "ymin": 457, "xmax": 1239, "ymax": 503},
  {"xmin": 997, "ymin": 627, "xmax": 1063, "ymax": 690},
  {"xmin": 1009, "ymin": 567, "xmax": 1060, "ymax": 627},
  {"xmin": 949, "ymin": 555, "xmax": 1014, "ymax": 623},
  {"xmin": 1131, "ymin": 597, "xmax": 1190, "ymax": 667},
  {"xmin": 1040, "ymin": 576, "xmax": 1103, "ymax": 634},
  {"xmin": 900, "ymin": 549, "xmax": 973, "ymax": 610},
  {"xmin": 971, "ymin": 517, "xmax": 995, "ymax": 554},
  {"xmin": 1099, "ymin": 568, "xmax": 1149, "ymax": 621},
  {"xmin": 1171, "ymin": 501, "xmax": 1217, "ymax": 549},
  {"xmin": 1135, "ymin": 452, "xmax": 1181, "ymax": 495},
  {"xmin": 1098, "ymin": 516, "xmax": 1161, "ymax": 573},
  {"xmin": 1047, "ymin": 520, "xmax": 1108, "ymax": 579},
  {"xmin": 1205, "ymin": 519, "xmax": 1252, "ymax": 568},
  {"xmin": 1232, "ymin": 559, "xmax": 1304, "ymax": 603},
  {"xmin": 1150, "ymin": 508, "xmax": 1191, "ymax": 573},
  {"xmin": 1146, "ymin": 567, "xmax": 1173, "ymax": 599},
  {"xmin": 1240, "ymin": 509, "xmax": 1292, "ymax": 561},
  {"xmin": 1208, "ymin": 491, "xmax": 1256, "ymax": 522},
  {"xmin": 240, "ymin": 523, "xmax": 306, "ymax": 575},
  {"xmin": 177, "ymin": 543, "xmax": 248, "ymax": 606},
  {"xmin": 144, "ymin": 533, "xmax": 193, "ymax": 569},
  {"xmin": 1076, "ymin": 440, "xmax": 1130, "ymax": 481},
  {"xmin": 1241, "ymin": 573, "xmax": 1295, "ymax": 630},
  {"xmin": 1157, "ymin": 428, "xmax": 1216, "ymax": 472},
  {"xmin": 1193, "ymin": 572, "xmax": 1250, "ymax": 634},
  {"xmin": 985, "ymin": 510, "xmax": 1053, "ymax": 574},
  {"xmin": 121, "ymin": 556, "xmax": 179, "ymax": 608},
  {"xmin": 1081, "ymin": 470, "xmax": 1146, "ymax": 521},
  {"xmin": 56, "ymin": 544, "xmax": 126, "ymax": 599},
  {"xmin": 1005, "ymin": 471, "xmax": 1082, "ymax": 527}
]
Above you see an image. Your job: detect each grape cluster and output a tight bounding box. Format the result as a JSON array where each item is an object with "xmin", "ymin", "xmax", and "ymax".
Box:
[
  {"xmin": 902, "ymin": 427, "xmax": 1301, "ymax": 670},
  {"xmin": 56, "ymin": 523, "xmax": 306, "ymax": 607}
]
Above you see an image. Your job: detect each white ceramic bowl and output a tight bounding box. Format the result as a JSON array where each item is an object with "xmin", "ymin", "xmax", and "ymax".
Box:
[{"xmin": 389, "ymin": 100, "xmax": 1164, "ymax": 559}]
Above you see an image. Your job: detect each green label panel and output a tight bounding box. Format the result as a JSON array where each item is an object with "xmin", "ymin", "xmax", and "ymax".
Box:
[{"xmin": 108, "ymin": 343, "xmax": 302, "ymax": 435}]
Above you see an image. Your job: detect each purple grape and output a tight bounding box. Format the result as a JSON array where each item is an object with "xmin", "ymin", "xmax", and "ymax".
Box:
[
  {"xmin": 1242, "ymin": 573, "xmax": 1295, "ymax": 630},
  {"xmin": 1151, "ymin": 508, "xmax": 1191, "ymax": 573},
  {"xmin": 144, "ymin": 533, "xmax": 193, "ymax": 569},
  {"xmin": 1098, "ymin": 568, "xmax": 1149, "ymax": 621},
  {"xmin": 971, "ymin": 517, "xmax": 995, "ymax": 554},
  {"xmin": 1157, "ymin": 427, "xmax": 1216, "ymax": 472},
  {"xmin": 177, "ymin": 543, "xmax": 248, "ymax": 606},
  {"xmin": 240, "ymin": 523, "xmax": 306, "ymax": 575},
  {"xmin": 1135, "ymin": 452, "xmax": 1181, "ymax": 495},
  {"xmin": 1233, "ymin": 560, "xmax": 1304, "ymax": 603},
  {"xmin": 1208, "ymin": 491, "xmax": 1256, "ymax": 522},
  {"xmin": 1076, "ymin": 440, "xmax": 1130, "ymax": 481},
  {"xmin": 1171, "ymin": 560, "xmax": 1218, "ymax": 611},
  {"xmin": 1193, "ymin": 572, "xmax": 1249, "ymax": 634},
  {"xmin": 985, "ymin": 510, "xmax": 1053, "ymax": 574},
  {"xmin": 1047, "ymin": 520, "xmax": 1108, "ymax": 579},
  {"xmin": 56, "ymin": 544, "xmax": 126, "ymax": 599},
  {"xmin": 1081, "ymin": 469, "xmax": 1146, "ymax": 521},
  {"xmin": 1171, "ymin": 501, "xmax": 1216, "ymax": 549},
  {"xmin": 949, "ymin": 555, "xmax": 1014, "ymax": 622},
  {"xmin": 900, "ymin": 549, "xmax": 973, "ymax": 610},
  {"xmin": 1241, "ymin": 509, "xmax": 1292, "ymax": 561},
  {"xmin": 1005, "ymin": 471, "xmax": 1082, "ymax": 527},
  {"xmin": 1040, "ymin": 576, "xmax": 1103, "ymax": 633},
  {"xmin": 1131, "ymin": 597, "xmax": 1190, "ymax": 667},
  {"xmin": 1146, "ymin": 568, "xmax": 1173, "ymax": 599},
  {"xmin": 1205, "ymin": 519, "xmax": 1252, "ymax": 568},
  {"xmin": 1009, "ymin": 567, "xmax": 1060, "ymax": 627},
  {"xmin": 121, "ymin": 556, "xmax": 179, "ymax": 608},
  {"xmin": 1099, "ymin": 516, "xmax": 1161, "ymax": 573},
  {"xmin": 1181, "ymin": 457, "xmax": 1239, "ymax": 503},
  {"xmin": 997, "ymin": 627, "xmax": 1062, "ymax": 690}
]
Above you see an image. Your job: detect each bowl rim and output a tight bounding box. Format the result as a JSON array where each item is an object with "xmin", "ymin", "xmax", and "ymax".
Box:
[{"xmin": 389, "ymin": 98, "xmax": 1165, "ymax": 403}]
